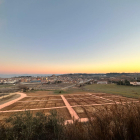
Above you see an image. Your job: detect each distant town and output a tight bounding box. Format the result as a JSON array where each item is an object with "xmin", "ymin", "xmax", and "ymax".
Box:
[{"xmin": 0, "ymin": 73, "xmax": 140, "ymax": 86}]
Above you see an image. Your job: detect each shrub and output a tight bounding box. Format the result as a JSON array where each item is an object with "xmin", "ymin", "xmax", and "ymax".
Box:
[
  {"xmin": 0, "ymin": 110, "xmax": 64, "ymax": 140},
  {"xmin": 1, "ymin": 103, "xmax": 140, "ymax": 140},
  {"xmin": 64, "ymin": 102, "xmax": 140, "ymax": 140},
  {"xmin": 18, "ymin": 85, "xmax": 29, "ymax": 92}
]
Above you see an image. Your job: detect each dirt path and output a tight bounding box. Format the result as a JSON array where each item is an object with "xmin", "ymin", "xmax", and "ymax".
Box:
[
  {"xmin": 0, "ymin": 106, "xmax": 66, "ymax": 113},
  {"xmin": 0, "ymin": 92, "xmax": 27, "ymax": 110},
  {"xmin": 61, "ymin": 95, "xmax": 79, "ymax": 120}
]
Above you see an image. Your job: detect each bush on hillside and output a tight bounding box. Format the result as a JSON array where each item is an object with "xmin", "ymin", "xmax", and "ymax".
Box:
[
  {"xmin": 18, "ymin": 85, "xmax": 29, "ymax": 92},
  {"xmin": 1, "ymin": 102, "xmax": 140, "ymax": 140},
  {"xmin": 117, "ymin": 80, "xmax": 130, "ymax": 85},
  {"xmin": 0, "ymin": 110, "xmax": 64, "ymax": 140}
]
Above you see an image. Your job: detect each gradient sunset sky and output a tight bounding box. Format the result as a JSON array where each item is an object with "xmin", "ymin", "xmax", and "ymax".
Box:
[{"xmin": 0, "ymin": 0, "xmax": 140, "ymax": 74}]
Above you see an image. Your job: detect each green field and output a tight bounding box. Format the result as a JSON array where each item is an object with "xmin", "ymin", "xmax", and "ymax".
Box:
[
  {"xmin": 84, "ymin": 84, "xmax": 140, "ymax": 98},
  {"xmin": 53, "ymin": 90, "xmax": 68, "ymax": 94},
  {"xmin": 0, "ymin": 84, "xmax": 14, "ymax": 88}
]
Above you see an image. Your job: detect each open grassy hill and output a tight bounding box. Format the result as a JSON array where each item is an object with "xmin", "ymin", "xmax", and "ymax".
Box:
[{"xmin": 84, "ymin": 84, "xmax": 140, "ymax": 98}]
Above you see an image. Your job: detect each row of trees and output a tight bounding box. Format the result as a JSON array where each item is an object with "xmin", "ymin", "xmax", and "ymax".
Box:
[
  {"xmin": 45, "ymin": 81, "xmax": 62, "ymax": 84},
  {"xmin": 117, "ymin": 80, "xmax": 130, "ymax": 85}
]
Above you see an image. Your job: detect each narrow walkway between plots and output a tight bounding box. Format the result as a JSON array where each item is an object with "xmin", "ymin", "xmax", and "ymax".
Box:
[
  {"xmin": 88, "ymin": 93, "xmax": 119, "ymax": 103},
  {"xmin": 61, "ymin": 95, "xmax": 79, "ymax": 120}
]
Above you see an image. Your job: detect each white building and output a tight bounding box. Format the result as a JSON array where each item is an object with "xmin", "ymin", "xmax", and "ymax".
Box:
[
  {"xmin": 97, "ymin": 81, "xmax": 108, "ymax": 84},
  {"xmin": 130, "ymin": 82, "xmax": 140, "ymax": 86}
]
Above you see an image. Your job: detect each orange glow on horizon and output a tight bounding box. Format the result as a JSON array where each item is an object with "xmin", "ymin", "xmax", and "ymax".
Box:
[
  {"xmin": 1, "ymin": 67, "xmax": 140, "ymax": 74},
  {"xmin": 1, "ymin": 60, "xmax": 140, "ymax": 74}
]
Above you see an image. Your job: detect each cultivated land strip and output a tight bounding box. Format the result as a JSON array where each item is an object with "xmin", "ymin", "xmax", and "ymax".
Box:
[
  {"xmin": 0, "ymin": 92, "xmax": 27, "ymax": 110},
  {"xmin": 0, "ymin": 93, "xmax": 16, "ymax": 100},
  {"xmin": 88, "ymin": 93, "xmax": 119, "ymax": 103},
  {"xmin": 1, "ymin": 101, "xmax": 139, "ymax": 113},
  {"xmin": 18, "ymin": 99, "xmax": 63, "ymax": 102},
  {"xmin": 26, "ymin": 93, "xmax": 90, "ymax": 97},
  {"xmin": 0, "ymin": 106, "xmax": 67, "ymax": 113},
  {"xmin": 17, "ymin": 96, "xmax": 117, "ymax": 102}
]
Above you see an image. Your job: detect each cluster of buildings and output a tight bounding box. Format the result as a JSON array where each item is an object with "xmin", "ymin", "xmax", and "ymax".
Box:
[
  {"xmin": 0, "ymin": 73, "xmax": 140, "ymax": 86},
  {"xmin": 0, "ymin": 75, "xmax": 92, "ymax": 85}
]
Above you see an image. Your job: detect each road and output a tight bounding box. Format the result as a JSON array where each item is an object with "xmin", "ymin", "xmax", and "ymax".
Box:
[{"xmin": 61, "ymin": 79, "xmax": 92, "ymax": 90}]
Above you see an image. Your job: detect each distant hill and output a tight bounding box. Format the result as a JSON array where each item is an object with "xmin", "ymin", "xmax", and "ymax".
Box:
[
  {"xmin": 0, "ymin": 73, "xmax": 140, "ymax": 78},
  {"xmin": 60, "ymin": 73, "xmax": 140, "ymax": 77},
  {"xmin": 0, "ymin": 74, "xmax": 59, "ymax": 78}
]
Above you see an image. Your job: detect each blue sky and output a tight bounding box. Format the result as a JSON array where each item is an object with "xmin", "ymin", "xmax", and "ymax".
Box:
[{"xmin": 0, "ymin": 0, "xmax": 140, "ymax": 74}]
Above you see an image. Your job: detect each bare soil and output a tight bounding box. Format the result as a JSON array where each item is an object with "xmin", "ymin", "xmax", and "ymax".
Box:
[
  {"xmin": 0, "ymin": 108, "xmax": 71, "ymax": 121},
  {"xmin": 26, "ymin": 91, "xmax": 54, "ymax": 96},
  {"xmin": 0, "ymin": 92, "xmax": 139, "ymax": 122}
]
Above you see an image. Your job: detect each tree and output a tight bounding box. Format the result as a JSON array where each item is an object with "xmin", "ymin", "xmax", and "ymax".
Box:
[
  {"xmin": 117, "ymin": 81, "xmax": 124, "ymax": 85},
  {"xmin": 124, "ymin": 80, "xmax": 130, "ymax": 85},
  {"xmin": 18, "ymin": 85, "xmax": 29, "ymax": 92}
]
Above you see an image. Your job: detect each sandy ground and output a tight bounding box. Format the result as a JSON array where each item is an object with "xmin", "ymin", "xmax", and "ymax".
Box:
[
  {"xmin": 0, "ymin": 92, "xmax": 27, "ymax": 110},
  {"xmin": 0, "ymin": 94, "xmax": 20, "ymax": 105}
]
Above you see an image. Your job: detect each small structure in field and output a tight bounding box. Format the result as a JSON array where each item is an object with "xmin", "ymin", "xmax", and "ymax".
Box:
[
  {"xmin": 130, "ymin": 82, "xmax": 140, "ymax": 86},
  {"xmin": 97, "ymin": 81, "xmax": 108, "ymax": 84}
]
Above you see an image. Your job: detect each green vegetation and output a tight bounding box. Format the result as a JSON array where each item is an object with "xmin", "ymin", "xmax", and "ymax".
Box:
[
  {"xmin": 0, "ymin": 110, "xmax": 64, "ymax": 140},
  {"xmin": 53, "ymin": 88, "xmax": 86, "ymax": 94},
  {"xmin": 53, "ymin": 90, "xmax": 68, "ymax": 94},
  {"xmin": 1, "ymin": 103, "xmax": 140, "ymax": 140},
  {"xmin": 26, "ymin": 89, "xmax": 52, "ymax": 93},
  {"xmin": 0, "ymin": 94, "xmax": 16, "ymax": 102},
  {"xmin": 18, "ymin": 85, "xmax": 29, "ymax": 92},
  {"xmin": 0, "ymin": 84, "xmax": 14, "ymax": 88},
  {"xmin": 117, "ymin": 79, "xmax": 130, "ymax": 85},
  {"xmin": 84, "ymin": 84, "xmax": 140, "ymax": 98}
]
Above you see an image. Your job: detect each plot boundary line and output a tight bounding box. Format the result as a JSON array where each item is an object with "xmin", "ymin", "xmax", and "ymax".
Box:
[
  {"xmin": 26, "ymin": 94, "xmax": 86, "ymax": 97},
  {"xmin": 0, "ymin": 106, "xmax": 67, "ymax": 113},
  {"xmin": 88, "ymin": 93, "xmax": 119, "ymax": 103},
  {"xmin": 61, "ymin": 95, "xmax": 79, "ymax": 120}
]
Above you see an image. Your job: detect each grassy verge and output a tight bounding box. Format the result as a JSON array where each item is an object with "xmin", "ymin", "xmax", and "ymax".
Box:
[
  {"xmin": 0, "ymin": 94, "xmax": 16, "ymax": 102},
  {"xmin": 26, "ymin": 89, "xmax": 68, "ymax": 94},
  {"xmin": 84, "ymin": 84, "xmax": 140, "ymax": 98},
  {"xmin": 26, "ymin": 88, "xmax": 86, "ymax": 95},
  {"xmin": 0, "ymin": 84, "xmax": 14, "ymax": 88},
  {"xmin": 53, "ymin": 90, "xmax": 68, "ymax": 94},
  {"xmin": 26, "ymin": 89, "xmax": 52, "ymax": 93}
]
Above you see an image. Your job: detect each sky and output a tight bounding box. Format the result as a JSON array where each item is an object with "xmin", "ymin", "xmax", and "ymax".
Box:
[{"xmin": 0, "ymin": 0, "xmax": 140, "ymax": 74}]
